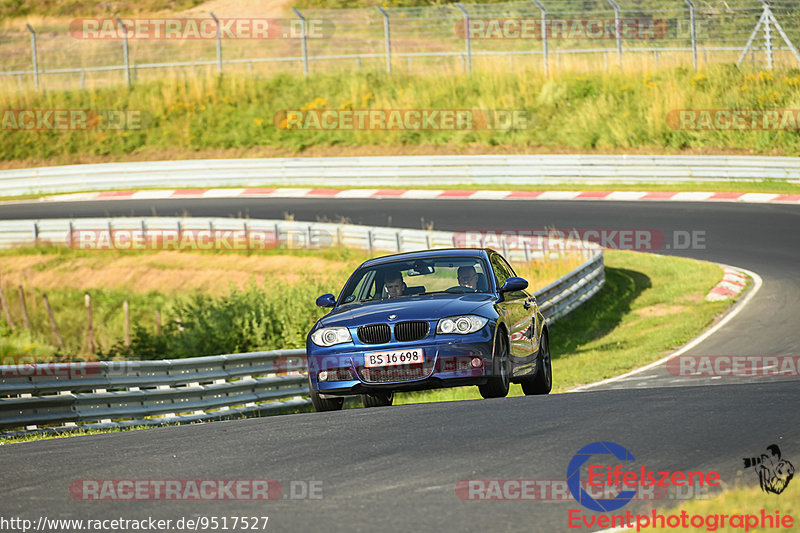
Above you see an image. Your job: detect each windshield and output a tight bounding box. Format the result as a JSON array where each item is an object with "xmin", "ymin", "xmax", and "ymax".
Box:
[{"xmin": 339, "ymin": 256, "xmax": 491, "ymax": 304}]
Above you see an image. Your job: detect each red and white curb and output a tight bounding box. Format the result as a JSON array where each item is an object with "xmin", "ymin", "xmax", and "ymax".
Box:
[
  {"xmin": 30, "ymin": 188, "xmax": 800, "ymax": 204},
  {"xmin": 705, "ymin": 267, "xmax": 748, "ymax": 301}
]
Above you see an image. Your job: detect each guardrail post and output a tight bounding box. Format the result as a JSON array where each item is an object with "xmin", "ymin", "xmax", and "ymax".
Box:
[
  {"xmin": 455, "ymin": 3, "xmax": 471, "ymax": 74},
  {"xmin": 532, "ymin": 0, "xmax": 548, "ymax": 75},
  {"xmin": 377, "ymin": 6, "xmax": 392, "ymax": 74},
  {"xmin": 606, "ymin": 0, "xmax": 622, "ymax": 70},
  {"xmin": 396, "ymin": 231, "xmax": 402, "ymax": 251},
  {"xmin": 210, "ymin": 12, "xmax": 223, "ymax": 74},
  {"xmin": 116, "ymin": 18, "xmax": 131, "ymax": 86},
  {"xmin": 32, "ymin": 221, "xmax": 38, "ymax": 246},
  {"xmin": 293, "ymin": 8, "xmax": 309, "ymax": 77},
  {"xmin": 683, "ymin": 0, "xmax": 697, "ymax": 72},
  {"xmin": 25, "ymin": 24, "xmax": 39, "ymax": 91}
]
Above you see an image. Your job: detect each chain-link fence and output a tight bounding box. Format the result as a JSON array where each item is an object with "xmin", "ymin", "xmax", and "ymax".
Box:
[{"xmin": 1, "ymin": 0, "xmax": 798, "ymax": 91}]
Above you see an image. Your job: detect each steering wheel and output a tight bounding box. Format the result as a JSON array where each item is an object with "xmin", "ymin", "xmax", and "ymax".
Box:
[{"xmin": 445, "ymin": 286, "xmax": 476, "ymax": 294}]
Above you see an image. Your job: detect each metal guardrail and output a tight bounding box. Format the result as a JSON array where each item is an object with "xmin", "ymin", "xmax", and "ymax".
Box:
[
  {"xmin": 0, "ymin": 218, "xmax": 603, "ymax": 436},
  {"xmin": 1, "ymin": 154, "xmax": 799, "ymax": 198}
]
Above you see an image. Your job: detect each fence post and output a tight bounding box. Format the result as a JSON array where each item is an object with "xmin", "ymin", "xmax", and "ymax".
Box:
[
  {"xmin": 124, "ymin": 300, "xmax": 130, "ymax": 348},
  {"xmin": 42, "ymin": 294, "xmax": 64, "ymax": 350},
  {"xmin": 85, "ymin": 293, "xmax": 95, "ymax": 353},
  {"xmin": 532, "ymin": 0, "xmax": 548, "ymax": 75},
  {"xmin": 455, "ymin": 3, "xmax": 471, "ymax": 74},
  {"xmin": 293, "ymin": 8, "xmax": 309, "ymax": 77},
  {"xmin": 684, "ymin": 0, "xmax": 697, "ymax": 72},
  {"xmin": 18, "ymin": 286, "xmax": 31, "ymax": 330},
  {"xmin": 210, "ymin": 12, "xmax": 222, "ymax": 74},
  {"xmin": 116, "ymin": 18, "xmax": 131, "ymax": 86},
  {"xmin": 0, "ymin": 278, "xmax": 15, "ymax": 330},
  {"xmin": 25, "ymin": 24, "xmax": 39, "ymax": 91},
  {"xmin": 606, "ymin": 0, "xmax": 623, "ymax": 70},
  {"xmin": 377, "ymin": 6, "xmax": 392, "ymax": 74}
]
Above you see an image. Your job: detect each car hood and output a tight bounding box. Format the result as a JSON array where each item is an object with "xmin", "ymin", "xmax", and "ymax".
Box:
[{"xmin": 319, "ymin": 293, "xmax": 495, "ymax": 327}]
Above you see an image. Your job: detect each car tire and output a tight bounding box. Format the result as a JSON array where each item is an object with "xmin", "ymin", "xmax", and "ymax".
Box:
[
  {"xmin": 361, "ymin": 391, "xmax": 394, "ymax": 408},
  {"xmin": 479, "ymin": 333, "xmax": 510, "ymax": 399},
  {"xmin": 308, "ymin": 374, "xmax": 344, "ymax": 412},
  {"xmin": 521, "ymin": 329, "xmax": 552, "ymax": 395}
]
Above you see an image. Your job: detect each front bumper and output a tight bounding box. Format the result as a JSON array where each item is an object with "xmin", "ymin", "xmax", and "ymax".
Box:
[{"xmin": 307, "ymin": 330, "xmax": 494, "ymax": 396}]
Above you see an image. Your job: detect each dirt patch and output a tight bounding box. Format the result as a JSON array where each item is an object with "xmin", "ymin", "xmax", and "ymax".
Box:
[
  {"xmin": 0, "ymin": 252, "xmax": 352, "ymax": 295},
  {"xmin": 634, "ymin": 304, "xmax": 688, "ymax": 317},
  {"xmin": 180, "ymin": 0, "xmax": 293, "ymax": 16}
]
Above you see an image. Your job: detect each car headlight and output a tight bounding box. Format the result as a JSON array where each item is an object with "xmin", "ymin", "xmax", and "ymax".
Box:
[
  {"xmin": 436, "ymin": 315, "xmax": 488, "ymax": 335},
  {"xmin": 311, "ymin": 327, "xmax": 353, "ymax": 347}
]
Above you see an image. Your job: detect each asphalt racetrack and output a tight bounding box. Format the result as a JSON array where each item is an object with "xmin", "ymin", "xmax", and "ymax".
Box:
[{"xmin": 2, "ymin": 197, "xmax": 799, "ymax": 532}]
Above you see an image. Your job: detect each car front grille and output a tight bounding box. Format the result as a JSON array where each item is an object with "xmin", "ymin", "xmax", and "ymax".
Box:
[
  {"xmin": 357, "ymin": 361, "xmax": 436, "ymax": 383},
  {"xmin": 394, "ymin": 321, "xmax": 430, "ymax": 342},
  {"xmin": 357, "ymin": 324, "xmax": 391, "ymax": 344}
]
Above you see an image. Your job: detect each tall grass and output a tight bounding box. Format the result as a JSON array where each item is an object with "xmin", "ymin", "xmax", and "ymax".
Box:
[{"xmin": 3, "ymin": 64, "xmax": 800, "ymax": 166}]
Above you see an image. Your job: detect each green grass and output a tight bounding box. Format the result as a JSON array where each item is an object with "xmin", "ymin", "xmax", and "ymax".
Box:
[
  {"xmin": 4, "ymin": 66, "xmax": 800, "ymax": 167},
  {"xmin": 395, "ymin": 249, "xmax": 733, "ymax": 404},
  {"xmin": 0, "ymin": 425, "xmax": 156, "ymax": 445}
]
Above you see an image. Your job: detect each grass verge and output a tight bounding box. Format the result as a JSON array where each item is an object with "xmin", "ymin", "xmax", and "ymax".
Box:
[{"xmin": 395, "ymin": 249, "xmax": 735, "ymax": 404}]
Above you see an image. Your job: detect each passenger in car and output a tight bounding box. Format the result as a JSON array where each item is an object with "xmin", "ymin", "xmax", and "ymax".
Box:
[{"xmin": 385, "ymin": 270, "xmax": 407, "ymax": 298}]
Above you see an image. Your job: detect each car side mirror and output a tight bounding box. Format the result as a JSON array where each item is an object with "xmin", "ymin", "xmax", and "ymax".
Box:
[
  {"xmin": 316, "ymin": 293, "xmax": 336, "ymax": 308},
  {"xmin": 499, "ymin": 277, "xmax": 528, "ymax": 293}
]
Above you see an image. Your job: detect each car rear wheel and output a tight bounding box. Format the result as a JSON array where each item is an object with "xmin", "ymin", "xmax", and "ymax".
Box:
[
  {"xmin": 479, "ymin": 333, "xmax": 510, "ymax": 399},
  {"xmin": 522, "ymin": 329, "xmax": 552, "ymax": 395},
  {"xmin": 361, "ymin": 391, "xmax": 394, "ymax": 408},
  {"xmin": 308, "ymin": 374, "xmax": 344, "ymax": 412}
]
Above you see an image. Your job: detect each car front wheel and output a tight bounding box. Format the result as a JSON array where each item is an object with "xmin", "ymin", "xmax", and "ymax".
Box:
[
  {"xmin": 308, "ymin": 374, "xmax": 344, "ymax": 412},
  {"xmin": 479, "ymin": 333, "xmax": 510, "ymax": 399}
]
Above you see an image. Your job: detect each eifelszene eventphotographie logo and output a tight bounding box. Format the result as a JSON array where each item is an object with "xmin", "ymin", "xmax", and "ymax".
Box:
[{"xmin": 743, "ymin": 444, "xmax": 795, "ymax": 495}]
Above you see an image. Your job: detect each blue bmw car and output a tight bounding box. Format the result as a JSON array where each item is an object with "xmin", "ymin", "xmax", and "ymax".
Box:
[{"xmin": 306, "ymin": 248, "xmax": 551, "ymax": 411}]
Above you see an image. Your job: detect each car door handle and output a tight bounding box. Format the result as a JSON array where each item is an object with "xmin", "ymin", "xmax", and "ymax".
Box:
[{"xmin": 523, "ymin": 302, "xmax": 532, "ymax": 310}]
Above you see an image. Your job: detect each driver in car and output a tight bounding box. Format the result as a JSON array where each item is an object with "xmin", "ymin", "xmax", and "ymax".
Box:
[
  {"xmin": 385, "ymin": 270, "xmax": 407, "ymax": 298},
  {"xmin": 457, "ymin": 266, "xmax": 479, "ymax": 291}
]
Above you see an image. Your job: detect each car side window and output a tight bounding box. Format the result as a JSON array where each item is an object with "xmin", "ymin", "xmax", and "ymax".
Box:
[
  {"xmin": 490, "ymin": 254, "xmax": 514, "ymax": 289},
  {"xmin": 350, "ymin": 270, "xmax": 376, "ymax": 302}
]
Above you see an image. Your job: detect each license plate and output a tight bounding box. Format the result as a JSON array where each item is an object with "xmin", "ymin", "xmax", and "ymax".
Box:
[{"xmin": 364, "ymin": 349, "xmax": 424, "ymax": 368}]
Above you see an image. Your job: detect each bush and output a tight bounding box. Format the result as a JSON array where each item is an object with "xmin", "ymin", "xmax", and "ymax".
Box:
[{"xmin": 102, "ymin": 283, "xmax": 327, "ymax": 360}]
